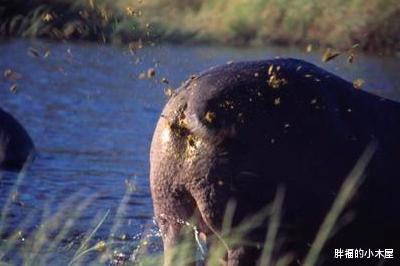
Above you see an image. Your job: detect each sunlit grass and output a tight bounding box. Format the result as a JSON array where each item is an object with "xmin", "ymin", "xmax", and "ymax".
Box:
[
  {"xmin": 1, "ymin": 0, "xmax": 399, "ymax": 53},
  {"xmin": 0, "ymin": 143, "xmax": 375, "ymax": 265},
  {"xmin": 119, "ymin": 0, "xmax": 400, "ymax": 52}
]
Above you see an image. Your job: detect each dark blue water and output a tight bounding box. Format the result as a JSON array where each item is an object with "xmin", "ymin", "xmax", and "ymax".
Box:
[{"xmin": 0, "ymin": 39, "xmax": 399, "ymax": 265}]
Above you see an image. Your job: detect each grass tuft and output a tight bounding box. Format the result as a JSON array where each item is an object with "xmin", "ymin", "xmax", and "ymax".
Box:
[{"xmin": 0, "ymin": 143, "xmax": 376, "ymax": 265}]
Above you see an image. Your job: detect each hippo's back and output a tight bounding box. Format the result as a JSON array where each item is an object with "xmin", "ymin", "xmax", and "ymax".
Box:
[{"xmin": 150, "ymin": 58, "xmax": 400, "ymax": 264}]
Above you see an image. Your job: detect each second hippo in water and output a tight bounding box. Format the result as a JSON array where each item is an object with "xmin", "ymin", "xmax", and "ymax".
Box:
[
  {"xmin": 0, "ymin": 107, "xmax": 35, "ymax": 171},
  {"xmin": 149, "ymin": 59, "xmax": 400, "ymax": 265}
]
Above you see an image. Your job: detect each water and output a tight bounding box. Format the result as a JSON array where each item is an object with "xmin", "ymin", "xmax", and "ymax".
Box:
[{"xmin": 0, "ymin": 39, "xmax": 399, "ymax": 264}]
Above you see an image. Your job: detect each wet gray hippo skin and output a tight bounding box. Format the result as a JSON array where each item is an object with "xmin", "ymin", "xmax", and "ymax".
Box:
[
  {"xmin": 149, "ymin": 59, "xmax": 400, "ymax": 265},
  {"xmin": 0, "ymin": 107, "xmax": 34, "ymax": 171}
]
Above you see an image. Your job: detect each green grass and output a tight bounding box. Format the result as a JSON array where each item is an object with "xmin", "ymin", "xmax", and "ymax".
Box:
[
  {"xmin": 0, "ymin": 143, "xmax": 376, "ymax": 265},
  {"xmin": 1, "ymin": 0, "xmax": 399, "ymax": 53},
  {"xmin": 125, "ymin": 0, "xmax": 400, "ymax": 53}
]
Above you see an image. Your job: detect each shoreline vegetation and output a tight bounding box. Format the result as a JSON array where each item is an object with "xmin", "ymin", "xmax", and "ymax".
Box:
[{"xmin": 1, "ymin": 0, "xmax": 400, "ymax": 54}]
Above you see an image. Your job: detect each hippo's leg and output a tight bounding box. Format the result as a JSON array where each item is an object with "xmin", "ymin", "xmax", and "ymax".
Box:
[
  {"xmin": 189, "ymin": 178, "xmax": 263, "ymax": 266},
  {"xmin": 151, "ymin": 158, "xmax": 202, "ymax": 265},
  {"xmin": 151, "ymin": 175, "xmax": 200, "ymax": 265}
]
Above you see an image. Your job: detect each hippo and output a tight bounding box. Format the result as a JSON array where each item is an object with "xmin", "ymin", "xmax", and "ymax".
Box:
[
  {"xmin": 0, "ymin": 106, "xmax": 35, "ymax": 171},
  {"xmin": 149, "ymin": 59, "xmax": 400, "ymax": 265}
]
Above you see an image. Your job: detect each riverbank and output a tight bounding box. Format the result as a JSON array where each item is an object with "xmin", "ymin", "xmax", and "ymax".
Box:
[{"xmin": 1, "ymin": 0, "xmax": 399, "ymax": 54}]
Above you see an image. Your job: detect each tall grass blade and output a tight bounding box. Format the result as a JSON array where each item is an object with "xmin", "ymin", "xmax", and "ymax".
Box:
[
  {"xmin": 303, "ymin": 142, "xmax": 377, "ymax": 266},
  {"xmin": 259, "ymin": 186, "xmax": 285, "ymax": 266}
]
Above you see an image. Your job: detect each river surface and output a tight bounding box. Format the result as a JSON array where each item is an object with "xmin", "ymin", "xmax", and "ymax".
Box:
[{"xmin": 0, "ymin": 39, "xmax": 399, "ymax": 265}]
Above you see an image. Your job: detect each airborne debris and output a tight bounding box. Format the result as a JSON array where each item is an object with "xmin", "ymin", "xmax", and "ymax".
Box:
[
  {"xmin": 220, "ymin": 100, "xmax": 234, "ymax": 110},
  {"xmin": 138, "ymin": 68, "xmax": 156, "ymax": 79},
  {"xmin": 4, "ymin": 69, "xmax": 12, "ymax": 78},
  {"xmin": 306, "ymin": 44, "xmax": 313, "ymax": 53},
  {"xmin": 164, "ymin": 87, "xmax": 175, "ymax": 97},
  {"xmin": 161, "ymin": 77, "xmax": 169, "ymax": 84},
  {"xmin": 267, "ymin": 65, "xmax": 287, "ymax": 89},
  {"xmin": 204, "ymin": 111, "xmax": 216, "ymax": 124},
  {"xmin": 44, "ymin": 49, "xmax": 51, "ymax": 58},
  {"xmin": 345, "ymin": 43, "xmax": 359, "ymax": 64},
  {"xmin": 322, "ymin": 48, "xmax": 340, "ymax": 62},
  {"xmin": 348, "ymin": 53, "xmax": 355, "ymax": 63},
  {"xmin": 65, "ymin": 48, "xmax": 73, "ymax": 62},
  {"xmin": 353, "ymin": 79, "xmax": 364, "ymax": 89},
  {"xmin": 9, "ymin": 84, "xmax": 17, "ymax": 94},
  {"xmin": 147, "ymin": 68, "xmax": 156, "ymax": 78},
  {"xmin": 268, "ymin": 65, "xmax": 274, "ymax": 75},
  {"xmin": 347, "ymin": 43, "xmax": 359, "ymax": 64},
  {"xmin": 4, "ymin": 69, "xmax": 22, "ymax": 81},
  {"xmin": 138, "ymin": 72, "xmax": 146, "ymax": 79},
  {"xmin": 274, "ymin": 97, "xmax": 281, "ymax": 105},
  {"xmin": 268, "ymin": 73, "xmax": 287, "ymax": 89},
  {"xmin": 28, "ymin": 47, "xmax": 40, "ymax": 57}
]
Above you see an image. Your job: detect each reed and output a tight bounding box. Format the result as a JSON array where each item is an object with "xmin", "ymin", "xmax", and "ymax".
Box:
[{"xmin": 1, "ymin": 0, "xmax": 399, "ymax": 53}]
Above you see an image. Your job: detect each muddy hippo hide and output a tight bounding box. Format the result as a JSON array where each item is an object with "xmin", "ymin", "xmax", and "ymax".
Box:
[
  {"xmin": 0, "ymin": 107, "xmax": 34, "ymax": 171},
  {"xmin": 149, "ymin": 59, "xmax": 400, "ymax": 265}
]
